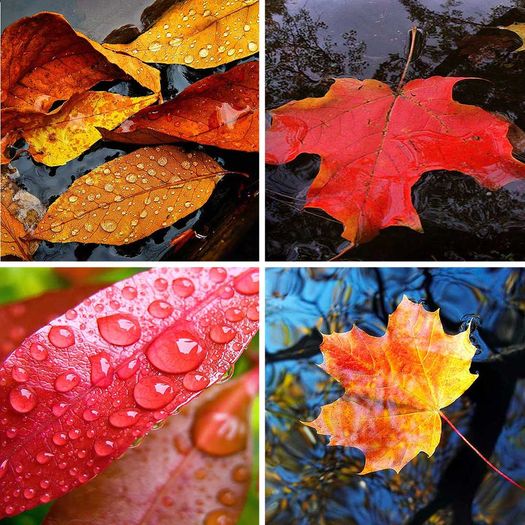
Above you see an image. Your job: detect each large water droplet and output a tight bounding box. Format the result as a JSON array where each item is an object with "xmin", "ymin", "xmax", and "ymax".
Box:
[
  {"xmin": 217, "ymin": 488, "xmax": 237, "ymax": 506},
  {"xmin": 204, "ymin": 509, "xmax": 236, "ymax": 525},
  {"xmin": 116, "ymin": 357, "xmax": 140, "ymax": 380},
  {"xmin": 172, "ymin": 278, "xmax": 195, "ymax": 298},
  {"xmin": 133, "ymin": 376, "xmax": 175, "ymax": 410},
  {"xmin": 109, "ymin": 409, "xmax": 139, "ymax": 428},
  {"xmin": 148, "ymin": 300, "xmax": 173, "ymax": 319},
  {"xmin": 9, "ymin": 385, "xmax": 37, "ymax": 413},
  {"xmin": 209, "ymin": 325, "xmax": 236, "ymax": 344},
  {"xmin": 183, "ymin": 372, "xmax": 210, "ymax": 392},
  {"xmin": 55, "ymin": 372, "xmax": 80, "ymax": 393},
  {"xmin": 97, "ymin": 313, "xmax": 141, "ymax": 346},
  {"xmin": 11, "ymin": 367, "xmax": 28, "ymax": 383},
  {"xmin": 29, "ymin": 342, "xmax": 48, "ymax": 361},
  {"xmin": 89, "ymin": 352, "xmax": 113, "ymax": 388},
  {"xmin": 82, "ymin": 408, "xmax": 100, "ymax": 422},
  {"xmin": 23, "ymin": 488, "xmax": 35, "ymax": 500},
  {"xmin": 94, "ymin": 439, "xmax": 115, "ymax": 457},
  {"xmin": 52, "ymin": 402, "xmax": 68, "ymax": 417},
  {"xmin": 232, "ymin": 465, "xmax": 249, "ymax": 482},
  {"xmin": 146, "ymin": 327, "xmax": 206, "ymax": 373},
  {"xmin": 225, "ymin": 308, "xmax": 244, "ymax": 323},
  {"xmin": 209, "ymin": 268, "xmax": 227, "ymax": 283},
  {"xmin": 154, "ymin": 278, "xmax": 168, "ymax": 291},
  {"xmin": 246, "ymin": 305, "xmax": 259, "ymax": 321},
  {"xmin": 122, "ymin": 286, "xmax": 138, "ymax": 300},
  {"xmin": 52, "ymin": 432, "xmax": 67, "ymax": 446},
  {"xmin": 233, "ymin": 270, "xmax": 259, "ymax": 295},
  {"xmin": 36, "ymin": 452, "xmax": 54, "ymax": 465},
  {"xmin": 48, "ymin": 326, "xmax": 75, "ymax": 348}
]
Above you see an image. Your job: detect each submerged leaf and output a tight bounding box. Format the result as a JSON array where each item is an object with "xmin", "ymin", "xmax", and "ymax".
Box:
[
  {"xmin": 500, "ymin": 22, "xmax": 525, "ymax": 52},
  {"xmin": 33, "ymin": 146, "xmax": 223, "ymax": 245},
  {"xmin": 2, "ymin": 91, "xmax": 156, "ymax": 166},
  {"xmin": 104, "ymin": 0, "xmax": 259, "ymax": 68},
  {"xmin": 100, "ymin": 61, "xmax": 259, "ymax": 152}
]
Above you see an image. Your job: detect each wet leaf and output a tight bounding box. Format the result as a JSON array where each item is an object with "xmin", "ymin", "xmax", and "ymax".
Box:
[
  {"xmin": 2, "ymin": 91, "xmax": 156, "ymax": 166},
  {"xmin": 0, "ymin": 267, "xmax": 259, "ymax": 517},
  {"xmin": 33, "ymin": 146, "xmax": 224, "ymax": 245},
  {"xmin": 305, "ymin": 296, "xmax": 478, "ymax": 474},
  {"xmin": 100, "ymin": 61, "xmax": 259, "ymax": 152},
  {"xmin": 104, "ymin": 0, "xmax": 259, "ymax": 68},
  {"xmin": 500, "ymin": 23, "xmax": 525, "ymax": 52},
  {"xmin": 0, "ymin": 200, "xmax": 34, "ymax": 261},
  {"xmin": 44, "ymin": 369, "xmax": 258, "ymax": 525},
  {"xmin": 1, "ymin": 12, "xmax": 161, "ymax": 113},
  {"xmin": 266, "ymin": 77, "xmax": 525, "ymax": 248}
]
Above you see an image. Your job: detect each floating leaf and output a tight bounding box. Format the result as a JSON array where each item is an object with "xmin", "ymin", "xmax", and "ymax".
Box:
[
  {"xmin": 100, "ymin": 61, "xmax": 259, "ymax": 152},
  {"xmin": 44, "ymin": 369, "xmax": 258, "ymax": 524},
  {"xmin": 0, "ymin": 267, "xmax": 259, "ymax": 517},
  {"xmin": 1, "ymin": 12, "xmax": 161, "ymax": 113},
  {"xmin": 104, "ymin": 0, "xmax": 259, "ymax": 68},
  {"xmin": 0, "ymin": 200, "xmax": 34, "ymax": 260},
  {"xmin": 266, "ymin": 77, "xmax": 525, "ymax": 248},
  {"xmin": 500, "ymin": 22, "xmax": 525, "ymax": 52},
  {"xmin": 33, "ymin": 146, "xmax": 224, "ymax": 245},
  {"xmin": 2, "ymin": 91, "xmax": 156, "ymax": 166}
]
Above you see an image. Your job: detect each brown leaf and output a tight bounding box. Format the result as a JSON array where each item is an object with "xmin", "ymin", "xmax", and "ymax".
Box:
[
  {"xmin": 33, "ymin": 146, "xmax": 224, "ymax": 245},
  {"xmin": 0, "ymin": 199, "xmax": 34, "ymax": 260}
]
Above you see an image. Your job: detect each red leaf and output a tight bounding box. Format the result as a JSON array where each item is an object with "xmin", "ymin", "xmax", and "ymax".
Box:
[
  {"xmin": 100, "ymin": 61, "xmax": 259, "ymax": 152},
  {"xmin": 0, "ymin": 267, "xmax": 259, "ymax": 517},
  {"xmin": 266, "ymin": 77, "xmax": 525, "ymax": 247},
  {"xmin": 44, "ymin": 369, "xmax": 258, "ymax": 524}
]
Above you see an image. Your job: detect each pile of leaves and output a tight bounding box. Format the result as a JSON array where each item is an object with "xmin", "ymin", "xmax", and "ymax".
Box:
[
  {"xmin": 0, "ymin": 267, "xmax": 260, "ymax": 523},
  {"xmin": 1, "ymin": 0, "xmax": 259, "ymax": 261}
]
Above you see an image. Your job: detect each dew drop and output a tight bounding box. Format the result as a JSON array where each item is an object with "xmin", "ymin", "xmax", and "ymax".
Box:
[
  {"xmin": 52, "ymin": 432, "xmax": 67, "ymax": 446},
  {"xmin": 210, "ymin": 267, "xmax": 227, "ymax": 283},
  {"xmin": 109, "ymin": 409, "xmax": 140, "ymax": 428},
  {"xmin": 52, "ymin": 402, "xmax": 68, "ymax": 417},
  {"xmin": 154, "ymin": 278, "xmax": 168, "ymax": 291},
  {"xmin": 233, "ymin": 270, "xmax": 259, "ymax": 295},
  {"xmin": 225, "ymin": 308, "xmax": 244, "ymax": 323},
  {"xmin": 183, "ymin": 372, "xmax": 210, "ymax": 392},
  {"xmin": 172, "ymin": 278, "xmax": 195, "ymax": 298},
  {"xmin": 94, "ymin": 439, "xmax": 115, "ymax": 457},
  {"xmin": 218, "ymin": 488, "xmax": 237, "ymax": 506},
  {"xmin": 82, "ymin": 408, "xmax": 100, "ymax": 422},
  {"xmin": 184, "ymin": 54, "xmax": 194, "ymax": 64},
  {"xmin": 220, "ymin": 286, "xmax": 234, "ymax": 299},
  {"xmin": 89, "ymin": 352, "xmax": 113, "ymax": 388},
  {"xmin": 157, "ymin": 156, "xmax": 168, "ymax": 166},
  {"xmin": 65, "ymin": 309, "xmax": 77, "ymax": 320},
  {"xmin": 232, "ymin": 465, "xmax": 249, "ymax": 482},
  {"xmin": 97, "ymin": 313, "xmax": 141, "ymax": 346},
  {"xmin": 199, "ymin": 48, "xmax": 209, "ymax": 58},
  {"xmin": 0, "ymin": 460, "xmax": 8, "ymax": 480},
  {"xmin": 11, "ymin": 367, "xmax": 28, "ymax": 383},
  {"xmin": 122, "ymin": 286, "xmax": 137, "ymax": 300},
  {"xmin": 204, "ymin": 509, "xmax": 236, "ymax": 525},
  {"xmin": 209, "ymin": 325, "xmax": 236, "ymax": 344},
  {"xmin": 30, "ymin": 343, "xmax": 48, "ymax": 361},
  {"xmin": 133, "ymin": 376, "xmax": 175, "ymax": 410},
  {"xmin": 247, "ymin": 305, "xmax": 259, "ymax": 321},
  {"xmin": 9, "ymin": 385, "xmax": 37, "ymax": 413},
  {"xmin": 169, "ymin": 38, "xmax": 182, "ymax": 47},
  {"xmin": 48, "ymin": 326, "xmax": 75, "ymax": 348},
  {"xmin": 68, "ymin": 428, "xmax": 81, "ymax": 440},
  {"xmin": 55, "ymin": 372, "xmax": 80, "ymax": 393},
  {"xmin": 36, "ymin": 452, "xmax": 54, "ymax": 465},
  {"xmin": 148, "ymin": 41, "xmax": 162, "ymax": 52},
  {"xmin": 101, "ymin": 220, "xmax": 117, "ymax": 233},
  {"xmin": 248, "ymin": 41, "xmax": 258, "ymax": 52},
  {"xmin": 148, "ymin": 300, "xmax": 174, "ymax": 319},
  {"xmin": 116, "ymin": 357, "xmax": 140, "ymax": 380}
]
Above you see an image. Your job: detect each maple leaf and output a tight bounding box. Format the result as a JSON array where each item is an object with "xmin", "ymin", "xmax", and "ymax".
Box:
[
  {"xmin": 0, "ymin": 267, "xmax": 259, "ymax": 517},
  {"xmin": 0, "ymin": 199, "xmax": 35, "ymax": 261},
  {"xmin": 33, "ymin": 146, "xmax": 224, "ymax": 245},
  {"xmin": 266, "ymin": 77, "xmax": 525, "ymax": 248},
  {"xmin": 500, "ymin": 22, "xmax": 525, "ymax": 52},
  {"xmin": 1, "ymin": 12, "xmax": 161, "ymax": 113},
  {"xmin": 100, "ymin": 61, "xmax": 259, "ymax": 152},
  {"xmin": 2, "ymin": 91, "xmax": 156, "ymax": 166},
  {"xmin": 44, "ymin": 369, "xmax": 258, "ymax": 525},
  {"xmin": 305, "ymin": 296, "xmax": 478, "ymax": 474},
  {"xmin": 104, "ymin": 0, "xmax": 259, "ymax": 68}
]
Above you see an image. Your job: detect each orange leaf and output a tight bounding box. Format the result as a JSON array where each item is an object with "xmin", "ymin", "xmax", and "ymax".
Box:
[
  {"xmin": 0, "ymin": 199, "xmax": 34, "ymax": 261},
  {"xmin": 100, "ymin": 61, "xmax": 259, "ymax": 152},
  {"xmin": 104, "ymin": 0, "xmax": 259, "ymax": 68},
  {"xmin": 33, "ymin": 146, "xmax": 224, "ymax": 245},
  {"xmin": 1, "ymin": 12, "xmax": 161, "ymax": 113},
  {"xmin": 2, "ymin": 91, "xmax": 156, "ymax": 166},
  {"xmin": 305, "ymin": 296, "xmax": 478, "ymax": 474},
  {"xmin": 43, "ymin": 370, "xmax": 257, "ymax": 525}
]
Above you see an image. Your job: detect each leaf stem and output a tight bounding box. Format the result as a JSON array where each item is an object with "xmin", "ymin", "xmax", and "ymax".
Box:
[
  {"xmin": 398, "ymin": 26, "xmax": 419, "ymax": 90},
  {"xmin": 439, "ymin": 410, "xmax": 524, "ymax": 490}
]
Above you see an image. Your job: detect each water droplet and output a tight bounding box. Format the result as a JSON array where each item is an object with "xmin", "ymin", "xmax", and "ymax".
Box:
[
  {"xmin": 82, "ymin": 408, "xmax": 100, "ymax": 422},
  {"xmin": 6, "ymin": 427, "xmax": 17, "ymax": 438},
  {"xmin": 169, "ymin": 38, "xmax": 182, "ymax": 47},
  {"xmin": 52, "ymin": 432, "xmax": 67, "ymax": 446},
  {"xmin": 11, "ymin": 366, "xmax": 28, "ymax": 383},
  {"xmin": 183, "ymin": 372, "xmax": 210, "ymax": 392},
  {"xmin": 232, "ymin": 465, "xmax": 249, "ymax": 482},
  {"xmin": 225, "ymin": 308, "xmax": 244, "ymax": 322},
  {"xmin": 148, "ymin": 300, "xmax": 174, "ymax": 319},
  {"xmin": 154, "ymin": 278, "xmax": 168, "ymax": 291},
  {"xmin": 146, "ymin": 327, "xmax": 206, "ymax": 373},
  {"xmin": 122, "ymin": 286, "xmax": 137, "ymax": 300},
  {"xmin": 65, "ymin": 309, "xmax": 77, "ymax": 320},
  {"xmin": 52, "ymin": 402, "xmax": 68, "ymax": 417},
  {"xmin": 30, "ymin": 342, "xmax": 48, "ymax": 361},
  {"xmin": 210, "ymin": 267, "xmax": 227, "ymax": 283},
  {"xmin": 248, "ymin": 41, "xmax": 258, "ymax": 52},
  {"xmin": 157, "ymin": 156, "xmax": 168, "ymax": 166},
  {"xmin": 55, "ymin": 372, "xmax": 80, "ymax": 393},
  {"xmin": 218, "ymin": 365, "xmax": 235, "ymax": 384},
  {"xmin": 94, "ymin": 439, "xmax": 115, "ymax": 457},
  {"xmin": 9, "ymin": 385, "xmax": 37, "ymax": 413},
  {"xmin": 148, "ymin": 41, "xmax": 162, "ymax": 52},
  {"xmin": 89, "ymin": 352, "xmax": 113, "ymax": 388},
  {"xmin": 233, "ymin": 270, "xmax": 259, "ymax": 295},
  {"xmin": 0, "ymin": 460, "xmax": 8, "ymax": 480},
  {"xmin": 247, "ymin": 305, "xmax": 259, "ymax": 321},
  {"xmin": 23, "ymin": 488, "xmax": 35, "ymax": 500},
  {"xmin": 109, "ymin": 409, "xmax": 139, "ymax": 428},
  {"xmin": 209, "ymin": 325, "xmax": 236, "ymax": 344},
  {"xmin": 48, "ymin": 326, "xmax": 75, "ymax": 348},
  {"xmin": 68, "ymin": 429, "xmax": 81, "ymax": 440},
  {"xmin": 204, "ymin": 509, "xmax": 236, "ymax": 525},
  {"xmin": 116, "ymin": 357, "xmax": 140, "ymax": 380},
  {"xmin": 184, "ymin": 54, "xmax": 194, "ymax": 64},
  {"xmin": 101, "ymin": 220, "xmax": 117, "ymax": 233},
  {"xmin": 172, "ymin": 278, "xmax": 195, "ymax": 298},
  {"xmin": 97, "ymin": 313, "xmax": 141, "ymax": 346},
  {"xmin": 218, "ymin": 488, "xmax": 237, "ymax": 506},
  {"xmin": 199, "ymin": 48, "xmax": 209, "ymax": 58},
  {"xmin": 220, "ymin": 286, "xmax": 234, "ymax": 299},
  {"xmin": 36, "ymin": 452, "xmax": 54, "ymax": 465},
  {"xmin": 133, "ymin": 376, "xmax": 175, "ymax": 410}
]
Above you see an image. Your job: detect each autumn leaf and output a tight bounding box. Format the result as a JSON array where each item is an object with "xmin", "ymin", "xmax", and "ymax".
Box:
[
  {"xmin": 33, "ymin": 146, "xmax": 224, "ymax": 245},
  {"xmin": 266, "ymin": 77, "xmax": 525, "ymax": 248},
  {"xmin": 104, "ymin": 0, "xmax": 259, "ymax": 68},
  {"xmin": 1, "ymin": 12, "xmax": 161, "ymax": 113},
  {"xmin": 500, "ymin": 23, "xmax": 525, "ymax": 52},
  {"xmin": 304, "ymin": 296, "xmax": 478, "ymax": 474},
  {"xmin": 2, "ymin": 91, "xmax": 156, "ymax": 166},
  {"xmin": 44, "ymin": 369, "xmax": 258, "ymax": 525},
  {"xmin": 0, "ymin": 200, "xmax": 34, "ymax": 260},
  {"xmin": 100, "ymin": 61, "xmax": 259, "ymax": 152},
  {"xmin": 0, "ymin": 267, "xmax": 259, "ymax": 517}
]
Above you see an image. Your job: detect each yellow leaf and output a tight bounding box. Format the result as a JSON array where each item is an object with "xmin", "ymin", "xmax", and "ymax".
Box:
[
  {"xmin": 500, "ymin": 22, "xmax": 525, "ymax": 52},
  {"xmin": 33, "ymin": 146, "xmax": 223, "ymax": 245},
  {"xmin": 104, "ymin": 0, "xmax": 259, "ymax": 68},
  {"xmin": 2, "ymin": 92, "xmax": 156, "ymax": 166}
]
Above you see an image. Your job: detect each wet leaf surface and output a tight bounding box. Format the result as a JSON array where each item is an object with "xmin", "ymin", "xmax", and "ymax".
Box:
[
  {"xmin": 0, "ymin": 266, "xmax": 259, "ymax": 517},
  {"xmin": 0, "ymin": 201, "xmax": 33, "ymax": 261}
]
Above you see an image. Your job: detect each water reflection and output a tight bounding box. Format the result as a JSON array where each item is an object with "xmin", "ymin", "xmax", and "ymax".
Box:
[{"xmin": 265, "ymin": 268, "xmax": 525, "ymax": 524}]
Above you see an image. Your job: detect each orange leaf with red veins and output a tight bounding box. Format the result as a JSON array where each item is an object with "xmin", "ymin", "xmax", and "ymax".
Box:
[
  {"xmin": 100, "ymin": 61, "xmax": 259, "ymax": 152},
  {"xmin": 2, "ymin": 91, "xmax": 156, "ymax": 166},
  {"xmin": 44, "ymin": 369, "xmax": 258, "ymax": 525},
  {"xmin": 266, "ymin": 77, "xmax": 525, "ymax": 247},
  {"xmin": 305, "ymin": 296, "xmax": 478, "ymax": 474},
  {"xmin": 1, "ymin": 12, "xmax": 160, "ymax": 113},
  {"xmin": 0, "ymin": 200, "xmax": 34, "ymax": 261}
]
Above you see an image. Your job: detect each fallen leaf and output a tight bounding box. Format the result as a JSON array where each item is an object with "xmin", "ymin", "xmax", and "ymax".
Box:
[
  {"xmin": 100, "ymin": 61, "xmax": 259, "ymax": 152},
  {"xmin": 44, "ymin": 369, "xmax": 258, "ymax": 525},
  {"xmin": 1, "ymin": 12, "xmax": 161, "ymax": 113},
  {"xmin": 0, "ymin": 200, "xmax": 34, "ymax": 260},
  {"xmin": 33, "ymin": 146, "xmax": 224, "ymax": 245},
  {"xmin": 304, "ymin": 296, "xmax": 478, "ymax": 474},
  {"xmin": 0, "ymin": 266, "xmax": 259, "ymax": 517},
  {"xmin": 2, "ymin": 91, "xmax": 156, "ymax": 166},
  {"xmin": 500, "ymin": 22, "xmax": 525, "ymax": 52},
  {"xmin": 104, "ymin": 0, "xmax": 259, "ymax": 68},
  {"xmin": 266, "ymin": 77, "xmax": 525, "ymax": 247}
]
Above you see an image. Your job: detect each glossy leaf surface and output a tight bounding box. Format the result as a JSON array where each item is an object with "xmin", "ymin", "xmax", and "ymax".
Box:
[
  {"xmin": 33, "ymin": 146, "xmax": 223, "ymax": 245},
  {"xmin": 305, "ymin": 296, "xmax": 478, "ymax": 474},
  {"xmin": 45, "ymin": 370, "xmax": 258, "ymax": 524},
  {"xmin": 0, "ymin": 267, "xmax": 259, "ymax": 517},
  {"xmin": 100, "ymin": 61, "xmax": 259, "ymax": 152},
  {"xmin": 1, "ymin": 12, "xmax": 160, "ymax": 113},
  {"xmin": 266, "ymin": 77, "xmax": 525, "ymax": 246},
  {"xmin": 0, "ymin": 201, "xmax": 33, "ymax": 261},
  {"xmin": 104, "ymin": 0, "xmax": 259, "ymax": 68},
  {"xmin": 2, "ymin": 92, "xmax": 156, "ymax": 166}
]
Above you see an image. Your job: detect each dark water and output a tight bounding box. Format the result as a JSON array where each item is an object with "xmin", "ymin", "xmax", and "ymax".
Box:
[
  {"xmin": 266, "ymin": 0, "xmax": 525, "ymax": 261},
  {"xmin": 266, "ymin": 267, "xmax": 525, "ymax": 524},
  {"xmin": 2, "ymin": 0, "xmax": 259, "ymax": 261}
]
